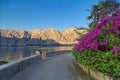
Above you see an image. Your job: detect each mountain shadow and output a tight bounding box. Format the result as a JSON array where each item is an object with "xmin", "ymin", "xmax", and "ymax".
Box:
[{"xmin": 0, "ymin": 36, "xmax": 61, "ymax": 47}]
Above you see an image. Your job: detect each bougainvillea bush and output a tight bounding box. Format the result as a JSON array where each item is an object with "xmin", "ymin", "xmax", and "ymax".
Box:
[{"xmin": 72, "ymin": 9, "xmax": 120, "ymax": 78}]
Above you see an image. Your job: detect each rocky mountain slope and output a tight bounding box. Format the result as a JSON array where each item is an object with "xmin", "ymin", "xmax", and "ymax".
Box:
[{"xmin": 0, "ymin": 28, "xmax": 87, "ymax": 47}]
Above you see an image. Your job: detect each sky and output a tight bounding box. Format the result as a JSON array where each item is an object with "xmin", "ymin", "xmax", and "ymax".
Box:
[{"xmin": 0, "ymin": 0, "xmax": 100, "ymax": 30}]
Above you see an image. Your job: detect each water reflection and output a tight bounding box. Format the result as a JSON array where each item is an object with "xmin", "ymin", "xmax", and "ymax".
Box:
[{"xmin": 0, "ymin": 46, "xmax": 72, "ymax": 62}]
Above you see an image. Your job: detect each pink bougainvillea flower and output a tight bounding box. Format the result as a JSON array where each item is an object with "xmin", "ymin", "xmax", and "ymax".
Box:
[
  {"xmin": 74, "ymin": 9, "xmax": 120, "ymax": 53},
  {"xmin": 99, "ymin": 42, "xmax": 107, "ymax": 46},
  {"xmin": 112, "ymin": 46, "xmax": 119, "ymax": 54}
]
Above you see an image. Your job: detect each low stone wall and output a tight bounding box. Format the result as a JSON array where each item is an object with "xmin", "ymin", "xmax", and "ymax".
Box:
[
  {"xmin": 0, "ymin": 55, "xmax": 41, "ymax": 80},
  {"xmin": 78, "ymin": 63, "xmax": 114, "ymax": 80},
  {"xmin": 46, "ymin": 50, "xmax": 71, "ymax": 57}
]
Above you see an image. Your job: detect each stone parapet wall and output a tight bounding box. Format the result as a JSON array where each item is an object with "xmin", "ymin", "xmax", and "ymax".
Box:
[
  {"xmin": 0, "ymin": 55, "xmax": 41, "ymax": 80},
  {"xmin": 46, "ymin": 50, "xmax": 71, "ymax": 57}
]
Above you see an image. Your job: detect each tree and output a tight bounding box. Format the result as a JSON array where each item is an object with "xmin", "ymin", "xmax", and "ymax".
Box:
[{"xmin": 87, "ymin": 0, "xmax": 120, "ymax": 30}]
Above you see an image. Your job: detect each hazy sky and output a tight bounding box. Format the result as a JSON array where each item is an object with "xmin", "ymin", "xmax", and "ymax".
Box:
[{"xmin": 0, "ymin": 0, "xmax": 100, "ymax": 30}]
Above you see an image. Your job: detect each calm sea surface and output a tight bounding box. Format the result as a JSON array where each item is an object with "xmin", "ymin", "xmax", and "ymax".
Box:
[{"xmin": 0, "ymin": 46, "xmax": 72, "ymax": 62}]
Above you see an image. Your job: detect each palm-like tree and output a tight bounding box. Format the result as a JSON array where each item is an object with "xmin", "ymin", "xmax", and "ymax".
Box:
[{"xmin": 87, "ymin": 0, "xmax": 120, "ymax": 29}]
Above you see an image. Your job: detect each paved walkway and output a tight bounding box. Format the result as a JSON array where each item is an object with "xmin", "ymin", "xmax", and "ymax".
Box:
[{"xmin": 9, "ymin": 53, "xmax": 88, "ymax": 80}]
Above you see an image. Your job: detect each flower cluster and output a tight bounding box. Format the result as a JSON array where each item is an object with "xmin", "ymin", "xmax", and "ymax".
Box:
[
  {"xmin": 112, "ymin": 9, "xmax": 120, "ymax": 16},
  {"xmin": 74, "ymin": 9, "xmax": 120, "ymax": 54},
  {"xmin": 112, "ymin": 46, "xmax": 120, "ymax": 54},
  {"xmin": 94, "ymin": 9, "xmax": 120, "ymax": 18},
  {"xmin": 93, "ymin": 9, "xmax": 109, "ymax": 17},
  {"xmin": 99, "ymin": 42, "xmax": 107, "ymax": 46}
]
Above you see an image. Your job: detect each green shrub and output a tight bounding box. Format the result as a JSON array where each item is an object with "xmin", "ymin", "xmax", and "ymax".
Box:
[{"xmin": 72, "ymin": 48, "xmax": 120, "ymax": 78}]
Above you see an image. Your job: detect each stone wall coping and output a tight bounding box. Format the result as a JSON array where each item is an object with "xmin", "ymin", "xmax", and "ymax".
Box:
[{"xmin": 0, "ymin": 55, "xmax": 38, "ymax": 70}]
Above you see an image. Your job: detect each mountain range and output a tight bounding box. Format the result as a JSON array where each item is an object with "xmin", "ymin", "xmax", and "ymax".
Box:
[{"xmin": 0, "ymin": 28, "xmax": 87, "ymax": 47}]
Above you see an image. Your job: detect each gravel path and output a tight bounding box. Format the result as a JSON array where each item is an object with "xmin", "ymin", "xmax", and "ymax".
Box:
[{"xmin": 9, "ymin": 53, "xmax": 82, "ymax": 80}]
